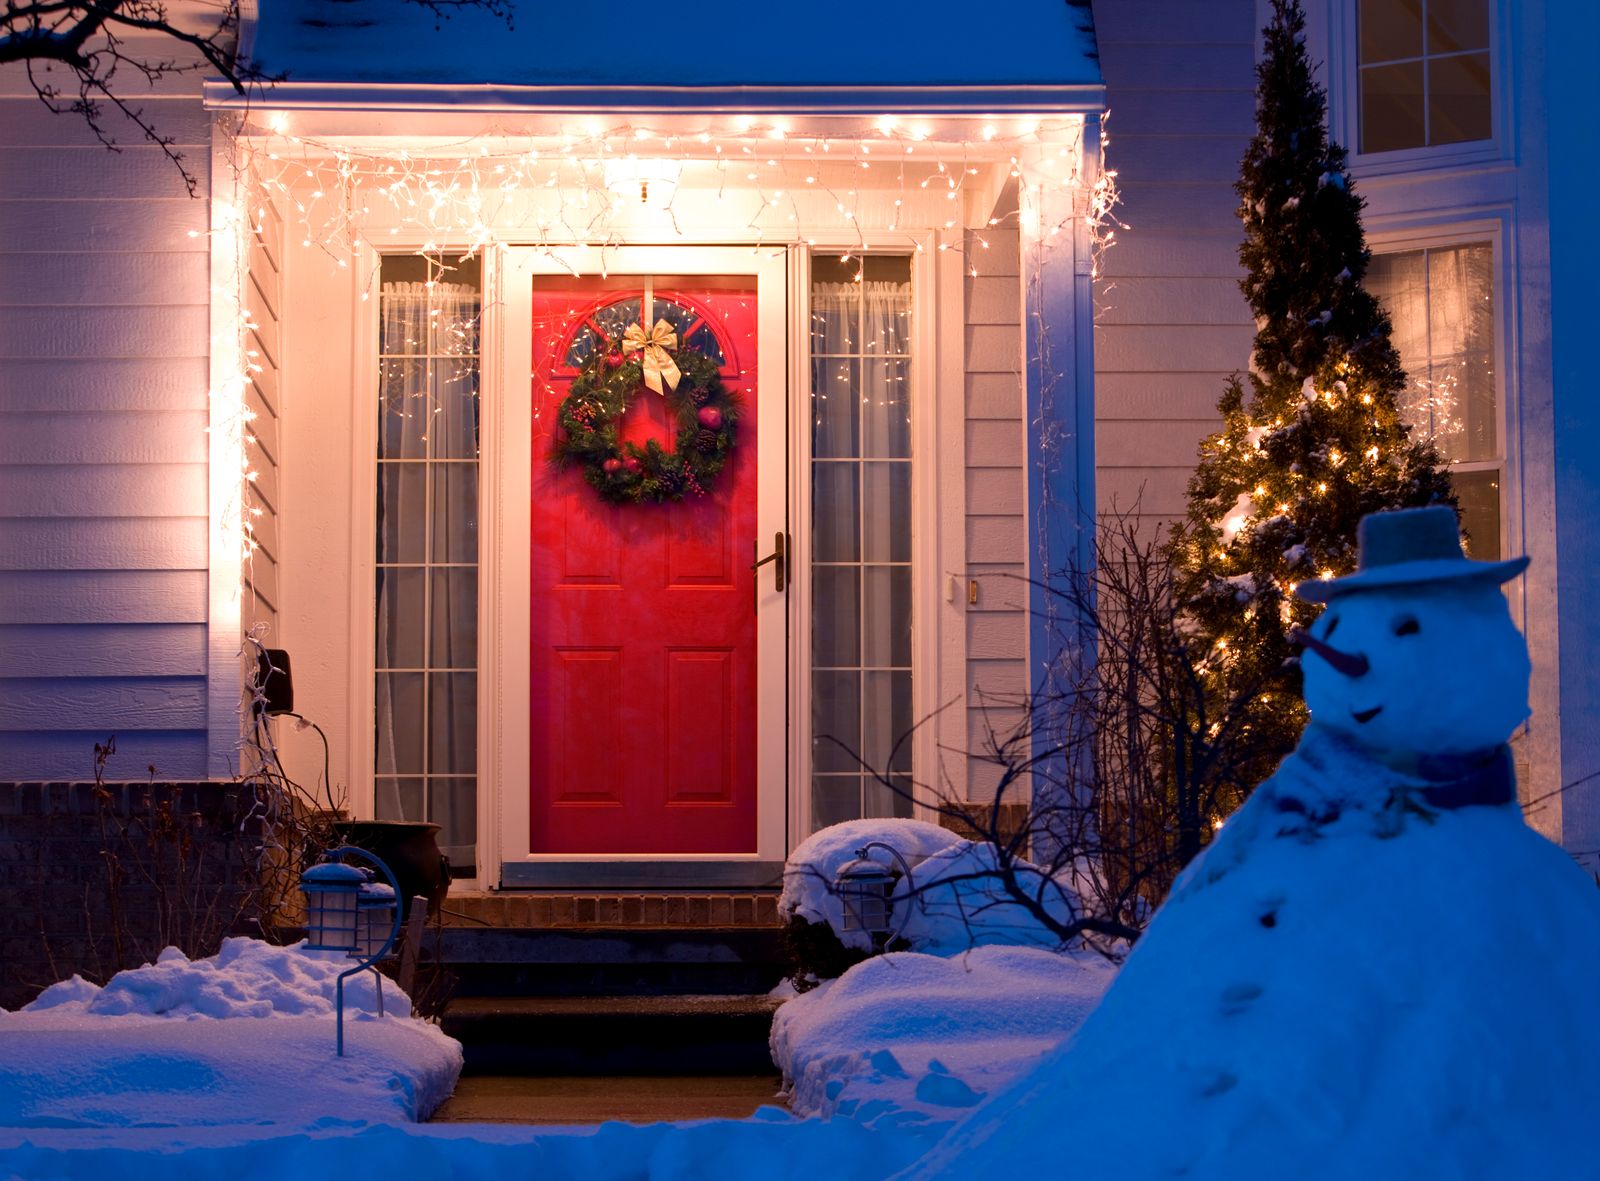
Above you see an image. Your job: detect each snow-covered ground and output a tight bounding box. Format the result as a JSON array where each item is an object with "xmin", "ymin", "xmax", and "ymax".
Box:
[
  {"xmin": 0, "ymin": 939, "xmax": 461, "ymax": 1128},
  {"xmin": 772, "ymin": 945, "xmax": 1116, "ymax": 1126}
]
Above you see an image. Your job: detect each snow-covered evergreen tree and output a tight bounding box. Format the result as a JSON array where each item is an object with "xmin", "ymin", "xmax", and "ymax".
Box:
[{"xmin": 1168, "ymin": 0, "xmax": 1456, "ymax": 807}]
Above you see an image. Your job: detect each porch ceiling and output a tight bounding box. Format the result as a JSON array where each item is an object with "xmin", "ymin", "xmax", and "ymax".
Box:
[{"xmin": 236, "ymin": 0, "xmax": 1102, "ymax": 111}]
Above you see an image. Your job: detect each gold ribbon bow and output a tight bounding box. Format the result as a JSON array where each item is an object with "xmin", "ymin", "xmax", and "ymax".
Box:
[{"xmin": 621, "ymin": 319, "xmax": 682, "ymax": 394}]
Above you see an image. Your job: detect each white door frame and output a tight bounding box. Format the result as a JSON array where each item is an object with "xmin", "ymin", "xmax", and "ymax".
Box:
[{"xmin": 488, "ymin": 245, "xmax": 790, "ymax": 885}]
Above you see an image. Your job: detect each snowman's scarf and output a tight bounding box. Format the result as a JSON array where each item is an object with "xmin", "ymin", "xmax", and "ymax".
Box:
[{"xmin": 1180, "ymin": 724, "xmax": 1516, "ymax": 896}]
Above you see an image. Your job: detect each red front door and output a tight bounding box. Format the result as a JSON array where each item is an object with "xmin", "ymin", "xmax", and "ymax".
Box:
[{"xmin": 529, "ymin": 280, "xmax": 759, "ymax": 854}]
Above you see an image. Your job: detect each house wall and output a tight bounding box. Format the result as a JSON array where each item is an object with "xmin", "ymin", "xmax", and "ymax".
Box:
[
  {"xmin": 1091, "ymin": 0, "xmax": 1257, "ymax": 526},
  {"xmin": 1545, "ymin": 0, "xmax": 1600, "ymax": 860},
  {"xmin": 0, "ymin": 57, "xmax": 215, "ymax": 781},
  {"xmin": 244, "ymin": 197, "xmax": 285, "ymax": 637},
  {"xmin": 964, "ymin": 223, "xmax": 1030, "ymax": 799},
  {"xmin": 1300, "ymin": 0, "xmax": 1570, "ymax": 844}
]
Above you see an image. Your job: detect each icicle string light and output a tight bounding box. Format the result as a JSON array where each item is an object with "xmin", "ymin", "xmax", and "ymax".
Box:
[{"xmin": 221, "ymin": 114, "xmax": 1117, "ymax": 287}]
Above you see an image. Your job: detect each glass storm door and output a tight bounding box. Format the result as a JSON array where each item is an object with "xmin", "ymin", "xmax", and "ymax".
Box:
[{"xmin": 528, "ymin": 277, "xmax": 767, "ymax": 854}]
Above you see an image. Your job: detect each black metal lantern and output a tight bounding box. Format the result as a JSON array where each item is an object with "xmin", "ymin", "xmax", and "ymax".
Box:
[
  {"xmin": 835, "ymin": 841, "xmax": 915, "ymax": 946},
  {"xmin": 837, "ymin": 854, "xmax": 895, "ymax": 937}
]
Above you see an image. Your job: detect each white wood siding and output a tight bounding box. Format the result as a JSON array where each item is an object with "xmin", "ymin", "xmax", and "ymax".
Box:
[
  {"xmin": 0, "ymin": 72, "xmax": 212, "ymax": 780},
  {"xmin": 244, "ymin": 195, "xmax": 284, "ymax": 633},
  {"xmin": 964, "ymin": 226, "xmax": 1030, "ymax": 800},
  {"xmin": 1092, "ymin": 0, "xmax": 1258, "ymax": 525}
]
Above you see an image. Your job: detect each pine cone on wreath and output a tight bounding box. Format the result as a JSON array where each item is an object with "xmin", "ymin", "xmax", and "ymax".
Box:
[
  {"xmin": 696, "ymin": 427, "xmax": 719, "ymax": 453},
  {"xmin": 690, "ymin": 385, "xmax": 710, "ymax": 406}
]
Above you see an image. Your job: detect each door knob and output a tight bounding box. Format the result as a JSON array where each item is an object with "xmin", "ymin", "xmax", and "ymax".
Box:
[{"xmin": 751, "ymin": 531, "xmax": 789, "ymax": 592}]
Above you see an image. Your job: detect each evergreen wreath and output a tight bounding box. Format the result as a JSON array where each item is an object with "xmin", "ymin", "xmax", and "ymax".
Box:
[{"xmin": 551, "ymin": 329, "xmax": 740, "ymax": 504}]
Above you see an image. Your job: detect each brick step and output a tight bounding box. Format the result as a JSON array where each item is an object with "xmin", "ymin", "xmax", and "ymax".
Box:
[
  {"xmin": 442, "ymin": 993, "xmax": 784, "ymax": 1075},
  {"xmin": 437, "ymin": 926, "xmax": 792, "ymax": 998},
  {"xmin": 440, "ymin": 891, "xmax": 780, "ymax": 930}
]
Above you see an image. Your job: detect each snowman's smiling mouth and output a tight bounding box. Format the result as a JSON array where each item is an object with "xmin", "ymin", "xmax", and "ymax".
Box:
[{"xmin": 1352, "ymin": 705, "xmax": 1384, "ymax": 725}]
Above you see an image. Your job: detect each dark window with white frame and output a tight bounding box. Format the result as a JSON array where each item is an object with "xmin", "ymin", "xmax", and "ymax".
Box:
[
  {"xmin": 374, "ymin": 255, "xmax": 482, "ymax": 873},
  {"xmin": 809, "ymin": 254, "xmax": 915, "ymax": 829},
  {"xmin": 1358, "ymin": 0, "xmax": 1491, "ymax": 153},
  {"xmin": 1367, "ymin": 241, "xmax": 1502, "ymax": 558}
]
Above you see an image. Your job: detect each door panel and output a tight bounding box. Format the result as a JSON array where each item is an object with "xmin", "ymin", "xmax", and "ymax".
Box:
[{"xmin": 529, "ymin": 280, "xmax": 760, "ymax": 854}]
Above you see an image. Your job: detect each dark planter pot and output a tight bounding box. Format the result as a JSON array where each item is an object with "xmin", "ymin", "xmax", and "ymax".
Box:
[{"xmin": 331, "ymin": 820, "xmax": 451, "ymax": 919}]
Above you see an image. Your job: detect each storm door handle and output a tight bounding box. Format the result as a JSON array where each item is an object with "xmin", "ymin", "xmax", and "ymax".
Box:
[{"xmin": 751, "ymin": 531, "xmax": 789, "ymax": 593}]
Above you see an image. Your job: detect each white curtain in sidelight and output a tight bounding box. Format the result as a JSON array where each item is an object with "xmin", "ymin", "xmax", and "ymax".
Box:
[
  {"xmin": 374, "ymin": 280, "xmax": 481, "ymax": 871},
  {"xmin": 809, "ymin": 272, "xmax": 914, "ymax": 830}
]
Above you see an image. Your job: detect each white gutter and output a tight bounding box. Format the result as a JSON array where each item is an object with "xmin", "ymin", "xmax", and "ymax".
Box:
[{"xmin": 202, "ymin": 79, "xmax": 1106, "ymax": 116}]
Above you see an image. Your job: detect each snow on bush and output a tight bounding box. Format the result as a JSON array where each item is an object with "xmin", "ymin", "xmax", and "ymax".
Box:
[
  {"xmin": 0, "ymin": 939, "xmax": 461, "ymax": 1128},
  {"xmin": 23, "ymin": 938, "xmax": 400, "ymax": 1019},
  {"xmin": 772, "ymin": 945, "xmax": 1116, "ymax": 1126},
  {"xmin": 780, "ymin": 818, "xmax": 1086, "ymax": 959},
  {"xmin": 780, "ymin": 819, "xmax": 964, "ymax": 953}
]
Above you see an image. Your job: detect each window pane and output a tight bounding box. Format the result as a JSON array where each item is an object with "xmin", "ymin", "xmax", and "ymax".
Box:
[
  {"xmin": 431, "ymin": 777, "xmax": 478, "ymax": 870},
  {"xmin": 864, "ymin": 774, "xmax": 915, "ymax": 820},
  {"xmin": 813, "ymin": 463, "xmax": 861, "ymax": 562},
  {"xmin": 1428, "ymin": 52, "xmax": 1492, "ymax": 145},
  {"xmin": 1426, "ymin": 243, "xmax": 1496, "ymax": 462},
  {"xmin": 375, "ymin": 673, "xmax": 424, "ymax": 774},
  {"xmin": 1361, "ymin": 62, "xmax": 1426, "ymax": 153},
  {"xmin": 1367, "ymin": 251, "xmax": 1428, "ymax": 361},
  {"xmin": 588, "ymin": 297, "xmax": 643, "ymax": 349},
  {"xmin": 1454, "ymin": 470, "xmax": 1501, "ymax": 561},
  {"xmin": 812, "ymin": 774, "xmax": 864, "ymax": 830},
  {"xmin": 813, "ymin": 670, "xmax": 862, "ymax": 773},
  {"xmin": 375, "ymin": 777, "xmax": 425, "ymax": 823},
  {"xmin": 862, "ymin": 358, "xmax": 911, "ymax": 458},
  {"xmin": 375, "ymin": 567, "xmax": 425, "ymax": 669},
  {"xmin": 428, "ymin": 672, "xmax": 477, "ymax": 773},
  {"xmin": 863, "ymin": 462, "xmax": 911, "ymax": 563},
  {"xmin": 811, "ymin": 357, "xmax": 859, "ymax": 458},
  {"xmin": 812, "ymin": 285, "xmax": 859, "ymax": 355},
  {"xmin": 376, "ymin": 464, "xmax": 426, "ymax": 564},
  {"xmin": 812, "ymin": 565, "xmax": 861, "ymax": 668},
  {"xmin": 1360, "ymin": 0, "xmax": 1423, "ymax": 63},
  {"xmin": 430, "ymin": 569, "xmax": 477, "ymax": 669},
  {"xmin": 379, "ymin": 360, "xmax": 429, "ymax": 460},
  {"xmin": 863, "ymin": 669, "xmax": 914, "ymax": 774},
  {"xmin": 1427, "ymin": 0, "xmax": 1489, "ymax": 54},
  {"xmin": 431, "ymin": 465, "xmax": 479, "ymax": 563},
  {"xmin": 431, "ymin": 361, "xmax": 481, "ymax": 460},
  {"xmin": 863, "ymin": 565, "xmax": 912, "ymax": 669}
]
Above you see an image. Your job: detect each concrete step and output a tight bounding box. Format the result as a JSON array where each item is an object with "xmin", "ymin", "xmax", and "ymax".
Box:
[
  {"xmin": 429, "ymin": 1073, "xmax": 786, "ymax": 1124},
  {"xmin": 442, "ymin": 993, "xmax": 784, "ymax": 1075},
  {"xmin": 438, "ymin": 926, "xmax": 791, "ymax": 998}
]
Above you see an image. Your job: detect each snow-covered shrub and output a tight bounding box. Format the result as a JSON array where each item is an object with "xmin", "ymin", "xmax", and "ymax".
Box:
[{"xmin": 780, "ymin": 819, "xmax": 1091, "ymax": 987}]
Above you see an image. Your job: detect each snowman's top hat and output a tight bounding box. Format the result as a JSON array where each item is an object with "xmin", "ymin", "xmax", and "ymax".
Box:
[{"xmin": 1295, "ymin": 505, "xmax": 1529, "ymax": 603}]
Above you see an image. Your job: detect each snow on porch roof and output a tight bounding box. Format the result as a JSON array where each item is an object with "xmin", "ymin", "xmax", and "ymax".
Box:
[{"xmin": 243, "ymin": 0, "xmax": 1102, "ymax": 109}]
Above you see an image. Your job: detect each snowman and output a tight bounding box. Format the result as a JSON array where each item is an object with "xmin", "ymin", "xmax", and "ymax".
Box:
[{"xmin": 909, "ymin": 506, "xmax": 1600, "ymax": 1180}]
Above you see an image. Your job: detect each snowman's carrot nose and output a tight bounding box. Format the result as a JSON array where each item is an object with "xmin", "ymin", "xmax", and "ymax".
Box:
[{"xmin": 1289, "ymin": 627, "xmax": 1371, "ymax": 678}]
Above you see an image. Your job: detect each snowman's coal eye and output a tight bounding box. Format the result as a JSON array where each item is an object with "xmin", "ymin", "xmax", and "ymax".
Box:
[{"xmin": 1394, "ymin": 616, "xmax": 1421, "ymax": 637}]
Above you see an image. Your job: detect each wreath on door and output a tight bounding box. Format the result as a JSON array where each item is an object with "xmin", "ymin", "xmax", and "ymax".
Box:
[{"xmin": 551, "ymin": 319, "xmax": 741, "ymax": 504}]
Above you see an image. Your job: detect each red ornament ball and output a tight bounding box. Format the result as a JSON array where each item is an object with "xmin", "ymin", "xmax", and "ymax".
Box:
[
  {"xmin": 697, "ymin": 406, "xmax": 723, "ymax": 430},
  {"xmin": 606, "ymin": 352, "xmax": 624, "ymax": 368},
  {"xmin": 623, "ymin": 455, "xmax": 642, "ymax": 474},
  {"xmin": 602, "ymin": 458, "xmax": 622, "ymax": 474}
]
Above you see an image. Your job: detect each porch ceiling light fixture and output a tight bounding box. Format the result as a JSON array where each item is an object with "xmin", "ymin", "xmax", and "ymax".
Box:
[
  {"xmin": 300, "ymin": 846, "xmax": 404, "ymax": 1056},
  {"xmin": 602, "ymin": 155, "xmax": 680, "ymax": 206}
]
